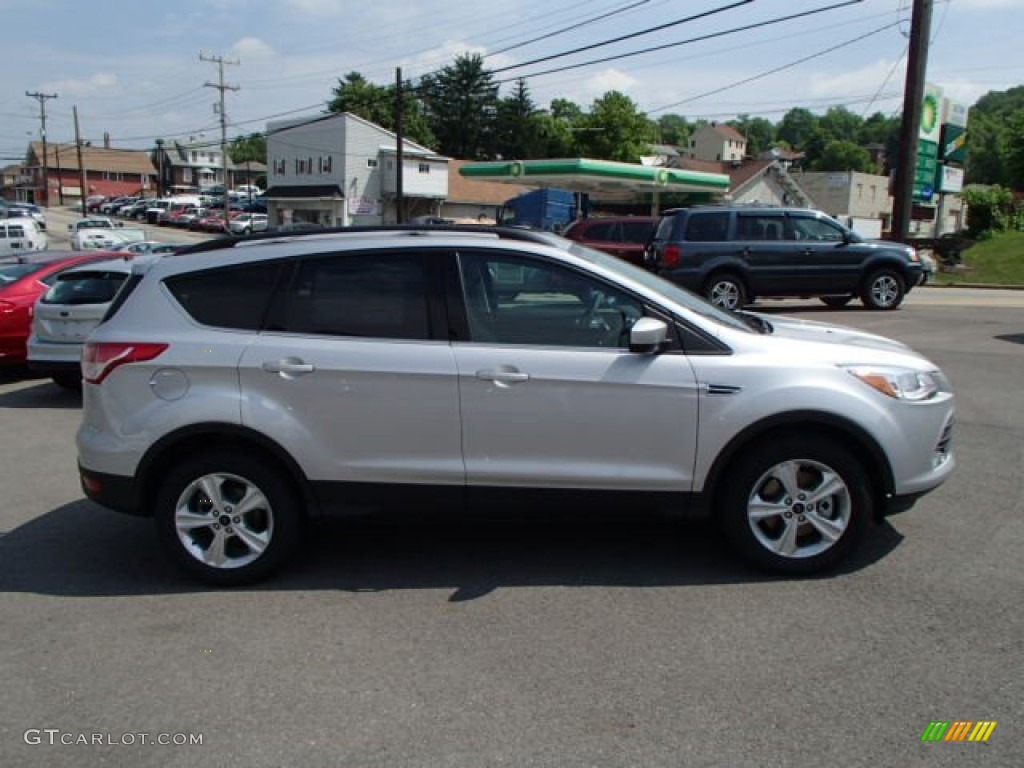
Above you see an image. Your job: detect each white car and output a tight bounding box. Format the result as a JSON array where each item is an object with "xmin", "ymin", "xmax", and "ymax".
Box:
[
  {"xmin": 28, "ymin": 256, "xmax": 135, "ymax": 389},
  {"xmin": 76, "ymin": 226, "xmax": 956, "ymax": 585},
  {"xmin": 228, "ymin": 213, "xmax": 268, "ymax": 235}
]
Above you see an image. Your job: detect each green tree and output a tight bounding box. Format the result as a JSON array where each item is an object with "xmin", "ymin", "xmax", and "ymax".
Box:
[
  {"xmin": 420, "ymin": 53, "xmax": 500, "ymax": 159},
  {"xmin": 1005, "ymin": 111, "xmax": 1024, "ymax": 189},
  {"xmin": 656, "ymin": 114, "xmax": 690, "ymax": 146},
  {"xmin": 326, "ymin": 71, "xmax": 435, "ymax": 148},
  {"xmin": 494, "ymin": 79, "xmax": 542, "ymax": 160},
  {"xmin": 229, "ymin": 133, "xmax": 266, "ymax": 163},
  {"xmin": 573, "ymin": 91, "xmax": 657, "ymax": 162},
  {"xmin": 818, "ymin": 106, "xmax": 862, "ymax": 144},
  {"xmin": 777, "ymin": 108, "xmax": 819, "ymax": 148},
  {"xmin": 812, "ymin": 139, "xmax": 875, "ymax": 172}
]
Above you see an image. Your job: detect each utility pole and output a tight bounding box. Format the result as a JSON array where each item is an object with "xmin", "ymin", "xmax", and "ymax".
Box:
[
  {"xmin": 26, "ymin": 91, "xmax": 58, "ymax": 206},
  {"xmin": 54, "ymin": 143, "xmax": 65, "ymax": 205},
  {"xmin": 73, "ymin": 106, "xmax": 88, "ymax": 217},
  {"xmin": 395, "ymin": 67, "xmax": 405, "ymax": 224},
  {"xmin": 200, "ymin": 52, "xmax": 240, "ymax": 193},
  {"xmin": 891, "ymin": 0, "xmax": 933, "ymax": 243}
]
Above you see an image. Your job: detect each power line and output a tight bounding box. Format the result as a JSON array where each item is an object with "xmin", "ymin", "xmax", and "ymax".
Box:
[
  {"xmin": 647, "ymin": 20, "xmax": 900, "ymax": 114},
  {"xmin": 487, "ymin": 0, "xmax": 653, "ymax": 57},
  {"xmin": 492, "ymin": 0, "xmax": 755, "ymax": 74},
  {"xmin": 494, "ymin": 0, "xmax": 866, "ymax": 85}
]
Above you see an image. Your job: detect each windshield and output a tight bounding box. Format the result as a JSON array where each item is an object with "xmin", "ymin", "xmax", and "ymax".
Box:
[
  {"xmin": 554, "ymin": 237, "xmax": 752, "ymax": 333},
  {"xmin": 43, "ymin": 271, "xmax": 128, "ymax": 305}
]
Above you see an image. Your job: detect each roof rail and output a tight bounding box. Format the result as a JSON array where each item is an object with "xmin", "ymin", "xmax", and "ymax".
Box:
[{"xmin": 174, "ymin": 224, "xmax": 562, "ymax": 256}]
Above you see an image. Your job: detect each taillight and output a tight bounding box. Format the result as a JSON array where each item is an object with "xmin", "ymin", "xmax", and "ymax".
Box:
[
  {"xmin": 81, "ymin": 342, "xmax": 168, "ymax": 384},
  {"xmin": 663, "ymin": 244, "xmax": 681, "ymax": 269}
]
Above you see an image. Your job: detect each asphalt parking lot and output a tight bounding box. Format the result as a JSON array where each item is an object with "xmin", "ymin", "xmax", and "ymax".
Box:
[{"xmin": 1, "ymin": 288, "xmax": 1022, "ymax": 767}]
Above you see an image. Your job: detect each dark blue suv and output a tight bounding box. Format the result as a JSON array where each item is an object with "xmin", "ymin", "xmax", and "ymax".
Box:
[{"xmin": 646, "ymin": 205, "xmax": 924, "ymax": 310}]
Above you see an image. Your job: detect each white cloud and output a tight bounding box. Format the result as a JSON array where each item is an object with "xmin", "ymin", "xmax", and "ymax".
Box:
[
  {"xmin": 807, "ymin": 58, "xmax": 907, "ymax": 101},
  {"xmin": 233, "ymin": 37, "xmax": 275, "ymax": 58},
  {"xmin": 43, "ymin": 72, "xmax": 118, "ymax": 97},
  {"xmin": 581, "ymin": 68, "xmax": 640, "ymax": 101}
]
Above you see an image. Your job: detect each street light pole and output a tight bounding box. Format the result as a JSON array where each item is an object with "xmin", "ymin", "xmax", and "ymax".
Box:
[{"xmin": 155, "ymin": 139, "xmax": 164, "ymax": 198}]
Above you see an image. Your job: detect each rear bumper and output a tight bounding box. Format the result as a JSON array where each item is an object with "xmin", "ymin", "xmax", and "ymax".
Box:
[{"xmin": 78, "ymin": 465, "xmax": 145, "ymax": 516}]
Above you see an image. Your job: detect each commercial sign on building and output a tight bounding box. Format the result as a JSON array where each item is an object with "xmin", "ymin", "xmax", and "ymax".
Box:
[{"xmin": 937, "ymin": 165, "xmax": 964, "ymax": 193}]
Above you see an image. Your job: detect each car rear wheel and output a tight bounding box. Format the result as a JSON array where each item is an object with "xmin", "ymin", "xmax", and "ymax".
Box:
[
  {"xmin": 820, "ymin": 295, "xmax": 853, "ymax": 308},
  {"xmin": 718, "ymin": 436, "xmax": 872, "ymax": 575},
  {"xmin": 861, "ymin": 269, "xmax": 905, "ymax": 310},
  {"xmin": 704, "ymin": 273, "xmax": 746, "ymax": 310},
  {"xmin": 154, "ymin": 452, "xmax": 302, "ymax": 585}
]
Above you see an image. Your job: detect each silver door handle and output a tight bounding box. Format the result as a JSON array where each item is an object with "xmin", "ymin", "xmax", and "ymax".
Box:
[
  {"xmin": 262, "ymin": 359, "xmax": 315, "ymax": 376},
  {"xmin": 476, "ymin": 369, "xmax": 530, "ymax": 384}
]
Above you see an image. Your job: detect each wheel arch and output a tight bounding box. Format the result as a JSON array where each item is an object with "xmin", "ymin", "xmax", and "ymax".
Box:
[
  {"xmin": 134, "ymin": 423, "xmax": 319, "ymax": 519},
  {"xmin": 698, "ymin": 410, "xmax": 894, "ymax": 520}
]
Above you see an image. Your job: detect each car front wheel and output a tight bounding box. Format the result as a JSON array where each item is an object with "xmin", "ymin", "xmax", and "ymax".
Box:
[
  {"xmin": 718, "ymin": 436, "xmax": 872, "ymax": 575},
  {"xmin": 154, "ymin": 452, "xmax": 301, "ymax": 585},
  {"xmin": 861, "ymin": 269, "xmax": 905, "ymax": 310}
]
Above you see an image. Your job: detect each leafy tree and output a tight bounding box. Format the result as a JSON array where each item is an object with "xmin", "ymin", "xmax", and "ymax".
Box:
[
  {"xmin": 961, "ymin": 184, "xmax": 1021, "ymax": 236},
  {"xmin": 656, "ymin": 114, "xmax": 690, "ymax": 146},
  {"xmin": 818, "ymin": 106, "xmax": 862, "ymax": 144},
  {"xmin": 1005, "ymin": 111, "xmax": 1024, "ymax": 189},
  {"xmin": 326, "ymin": 71, "xmax": 435, "ymax": 148},
  {"xmin": 419, "ymin": 53, "xmax": 500, "ymax": 159},
  {"xmin": 965, "ymin": 113, "xmax": 1010, "ymax": 186},
  {"xmin": 573, "ymin": 91, "xmax": 658, "ymax": 162},
  {"xmin": 229, "ymin": 133, "xmax": 266, "ymax": 163},
  {"xmin": 812, "ymin": 140, "xmax": 875, "ymax": 173},
  {"xmin": 777, "ymin": 108, "xmax": 819, "ymax": 148}
]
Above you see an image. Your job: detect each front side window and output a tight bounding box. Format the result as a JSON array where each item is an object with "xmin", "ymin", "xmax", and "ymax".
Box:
[
  {"xmin": 279, "ymin": 253, "xmax": 430, "ymax": 340},
  {"xmin": 790, "ymin": 216, "xmax": 845, "ymax": 242},
  {"xmin": 736, "ymin": 214, "xmax": 788, "ymax": 241},
  {"xmin": 457, "ymin": 251, "xmax": 644, "ymax": 349}
]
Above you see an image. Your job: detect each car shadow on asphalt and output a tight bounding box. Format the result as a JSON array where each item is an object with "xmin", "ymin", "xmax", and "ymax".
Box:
[
  {"xmin": 0, "ymin": 500, "xmax": 905, "ymax": 599},
  {"xmin": 0, "ymin": 370, "xmax": 81, "ymax": 409}
]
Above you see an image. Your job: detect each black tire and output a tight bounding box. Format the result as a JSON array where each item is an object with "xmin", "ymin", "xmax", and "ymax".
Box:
[
  {"xmin": 820, "ymin": 295, "xmax": 853, "ymax": 308},
  {"xmin": 154, "ymin": 451, "xmax": 302, "ymax": 586},
  {"xmin": 717, "ymin": 436, "xmax": 873, "ymax": 575},
  {"xmin": 861, "ymin": 268, "xmax": 905, "ymax": 310},
  {"xmin": 51, "ymin": 372, "xmax": 82, "ymax": 390},
  {"xmin": 704, "ymin": 272, "xmax": 747, "ymax": 310}
]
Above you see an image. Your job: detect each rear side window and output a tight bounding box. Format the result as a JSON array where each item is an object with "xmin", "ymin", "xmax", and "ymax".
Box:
[
  {"xmin": 582, "ymin": 222, "xmax": 615, "ymax": 241},
  {"xmin": 276, "ymin": 253, "xmax": 430, "ymax": 340},
  {"xmin": 42, "ymin": 271, "xmax": 128, "ymax": 305},
  {"xmin": 683, "ymin": 211, "xmax": 730, "ymax": 242},
  {"xmin": 165, "ymin": 262, "xmax": 283, "ymax": 330}
]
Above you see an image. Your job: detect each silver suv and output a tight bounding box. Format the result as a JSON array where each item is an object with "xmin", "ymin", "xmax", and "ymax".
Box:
[{"xmin": 76, "ymin": 226, "xmax": 956, "ymax": 584}]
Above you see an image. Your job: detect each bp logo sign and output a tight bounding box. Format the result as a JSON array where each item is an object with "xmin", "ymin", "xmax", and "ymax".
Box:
[{"xmin": 919, "ymin": 86, "xmax": 943, "ymax": 143}]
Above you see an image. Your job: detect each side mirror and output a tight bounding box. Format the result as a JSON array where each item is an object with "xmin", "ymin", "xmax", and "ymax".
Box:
[
  {"xmin": 629, "ymin": 317, "xmax": 668, "ymax": 354},
  {"xmin": 67, "ymin": 224, "xmax": 73, "ymax": 231}
]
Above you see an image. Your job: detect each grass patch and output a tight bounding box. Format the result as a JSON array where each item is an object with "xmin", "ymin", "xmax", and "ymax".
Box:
[{"xmin": 935, "ymin": 230, "xmax": 1024, "ymax": 286}]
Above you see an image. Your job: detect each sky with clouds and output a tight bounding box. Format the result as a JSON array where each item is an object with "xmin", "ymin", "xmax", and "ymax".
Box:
[{"xmin": 2, "ymin": 0, "xmax": 1022, "ymax": 159}]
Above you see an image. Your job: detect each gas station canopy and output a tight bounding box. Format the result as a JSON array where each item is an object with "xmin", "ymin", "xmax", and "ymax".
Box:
[{"xmin": 458, "ymin": 157, "xmax": 730, "ymax": 207}]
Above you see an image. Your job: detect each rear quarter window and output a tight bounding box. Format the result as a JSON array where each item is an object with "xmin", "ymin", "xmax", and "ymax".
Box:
[
  {"xmin": 164, "ymin": 262, "xmax": 284, "ymax": 330},
  {"xmin": 683, "ymin": 211, "xmax": 731, "ymax": 242}
]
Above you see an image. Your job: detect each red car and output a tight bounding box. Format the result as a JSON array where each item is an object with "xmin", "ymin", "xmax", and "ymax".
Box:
[{"xmin": 0, "ymin": 250, "xmax": 123, "ymax": 366}]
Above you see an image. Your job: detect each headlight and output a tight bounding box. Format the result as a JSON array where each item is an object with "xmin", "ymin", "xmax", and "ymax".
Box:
[{"xmin": 843, "ymin": 365, "xmax": 944, "ymax": 401}]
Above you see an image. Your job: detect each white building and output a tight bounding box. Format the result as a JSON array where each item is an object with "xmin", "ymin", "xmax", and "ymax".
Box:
[{"xmin": 264, "ymin": 112, "xmax": 449, "ymax": 227}]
